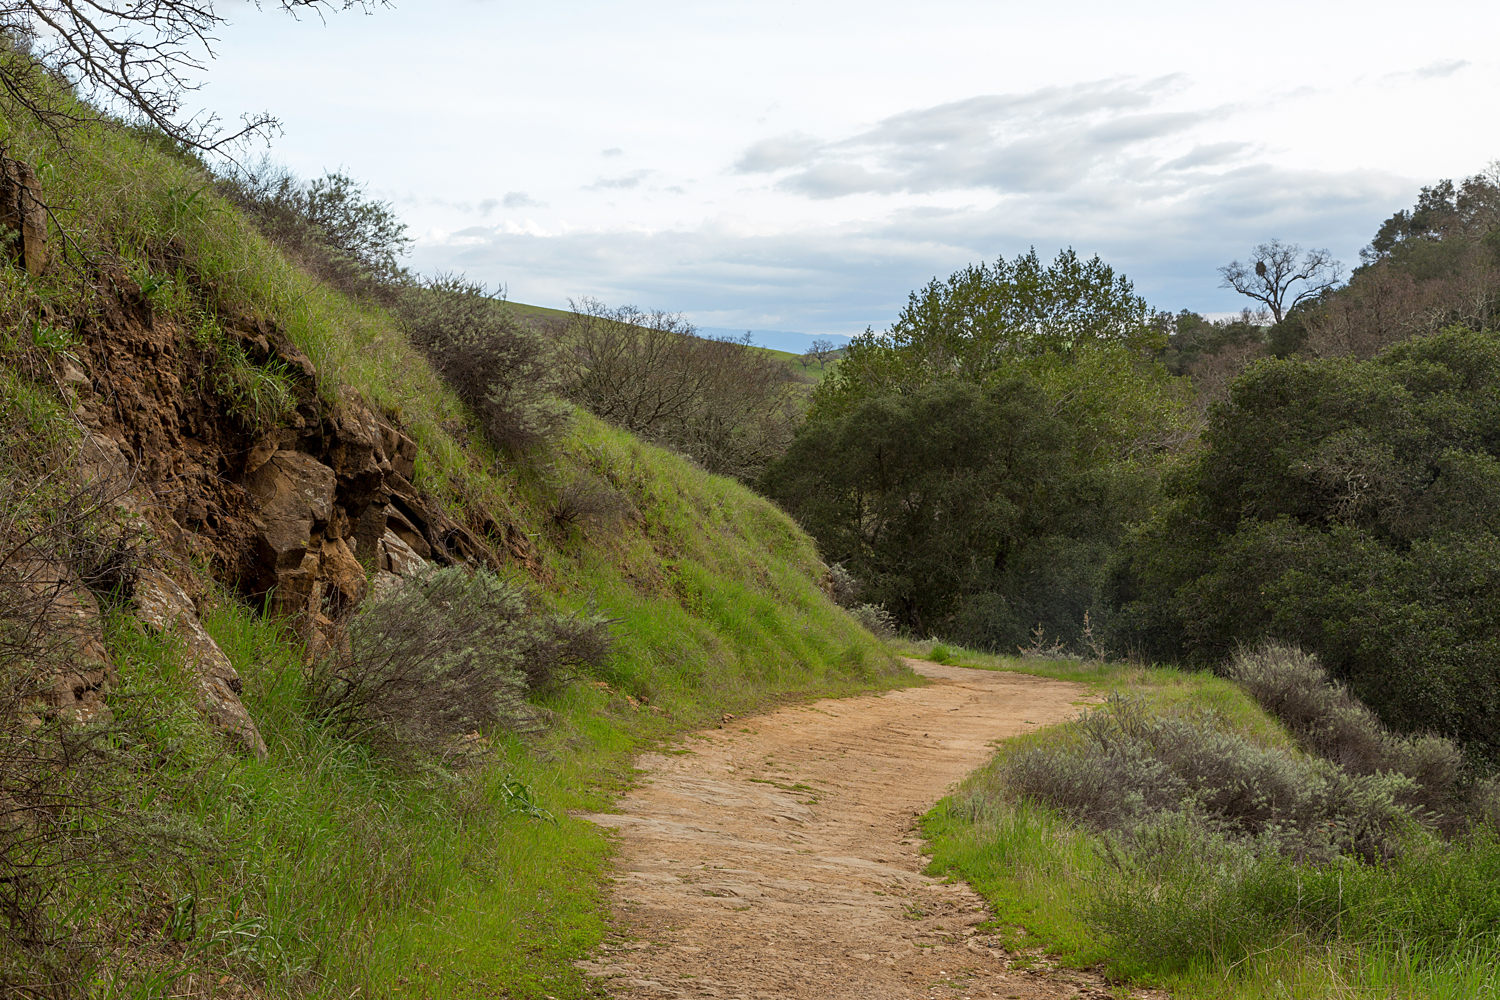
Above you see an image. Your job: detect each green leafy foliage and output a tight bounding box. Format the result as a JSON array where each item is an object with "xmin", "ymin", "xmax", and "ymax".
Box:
[
  {"xmin": 812, "ymin": 247, "xmax": 1165, "ymax": 419},
  {"xmin": 218, "ymin": 163, "xmax": 411, "ymax": 297},
  {"xmin": 773, "ymin": 249, "xmax": 1188, "ymax": 651},
  {"xmin": 1113, "ymin": 328, "xmax": 1500, "ymax": 760},
  {"xmin": 764, "ymin": 378, "xmax": 1067, "ymax": 633}
]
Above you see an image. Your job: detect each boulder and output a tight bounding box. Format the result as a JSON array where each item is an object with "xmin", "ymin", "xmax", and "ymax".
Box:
[
  {"xmin": 133, "ymin": 568, "xmax": 267, "ymax": 758},
  {"xmin": 241, "ymin": 450, "xmax": 337, "ymax": 614},
  {"xmin": 377, "ymin": 528, "xmax": 428, "ymax": 577},
  {"xmin": 0, "ymin": 156, "xmax": 47, "ymax": 274}
]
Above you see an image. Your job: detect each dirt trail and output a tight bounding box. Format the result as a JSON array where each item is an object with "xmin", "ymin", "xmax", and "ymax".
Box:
[{"xmin": 577, "ymin": 659, "xmax": 1146, "ymax": 1000}]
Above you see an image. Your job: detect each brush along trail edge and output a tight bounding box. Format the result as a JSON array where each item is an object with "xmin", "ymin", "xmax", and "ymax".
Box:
[{"xmin": 578, "ymin": 659, "xmax": 1164, "ymax": 1000}]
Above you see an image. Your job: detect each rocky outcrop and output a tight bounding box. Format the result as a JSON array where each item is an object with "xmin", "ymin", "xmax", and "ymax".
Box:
[
  {"xmin": 0, "ymin": 156, "xmax": 47, "ymax": 274},
  {"xmin": 133, "ymin": 568, "xmax": 267, "ymax": 758},
  {"xmin": 4, "ymin": 553, "xmax": 115, "ymax": 724},
  {"xmin": 52, "ymin": 273, "xmax": 550, "ymax": 750},
  {"xmin": 242, "ymin": 449, "xmax": 338, "ymax": 617}
]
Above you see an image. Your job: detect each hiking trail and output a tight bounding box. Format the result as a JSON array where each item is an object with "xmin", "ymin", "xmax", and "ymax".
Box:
[{"xmin": 578, "ymin": 658, "xmax": 1162, "ymax": 999}]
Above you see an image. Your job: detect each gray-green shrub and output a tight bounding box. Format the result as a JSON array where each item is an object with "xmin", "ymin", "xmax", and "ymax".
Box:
[
  {"xmin": 395, "ymin": 276, "xmax": 570, "ymax": 452},
  {"xmin": 1229, "ymin": 644, "xmax": 1465, "ymax": 822},
  {"xmin": 849, "ymin": 603, "xmax": 895, "ymax": 639},
  {"xmin": 308, "ymin": 566, "xmax": 611, "ymax": 758},
  {"xmin": 1002, "ymin": 694, "xmax": 1422, "ymax": 861}
]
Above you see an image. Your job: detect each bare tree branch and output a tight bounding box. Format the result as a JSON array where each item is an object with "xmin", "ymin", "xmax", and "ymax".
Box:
[
  {"xmin": 0, "ymin": 1, "xmax": 382, "ymax": 153},
  {"xmin": 1219, "ymin": 239, "xmax": 1343, "ymax": 324}
]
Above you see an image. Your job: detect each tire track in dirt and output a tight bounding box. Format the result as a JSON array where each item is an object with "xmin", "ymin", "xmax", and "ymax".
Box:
[{"xmin": 577, "ymin": 659, "xmax": 1157, "ymax": 1000}]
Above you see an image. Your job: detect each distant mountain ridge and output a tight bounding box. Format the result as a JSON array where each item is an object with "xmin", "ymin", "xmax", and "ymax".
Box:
[{"xmin": 695, "ymin": 327, "xmax": 853, "ymax": 354}]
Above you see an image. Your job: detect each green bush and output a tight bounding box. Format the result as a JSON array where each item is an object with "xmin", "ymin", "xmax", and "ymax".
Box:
[
  {"xmin": 1113, "ymin": 328, "xmax": 1500, "ymax": 761},
  {"xmin": 218, "ymin": 163, "xmax": 410, "ymax": 298}
]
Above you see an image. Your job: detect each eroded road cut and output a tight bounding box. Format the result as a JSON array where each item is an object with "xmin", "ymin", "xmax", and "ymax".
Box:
[{"xmin": 578, "ymin": 660, "xmax": 1138, "ymax": 1000}]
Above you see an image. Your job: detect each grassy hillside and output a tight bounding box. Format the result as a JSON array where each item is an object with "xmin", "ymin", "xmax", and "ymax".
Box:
[
  {"xmin": 506, "ymin": 298, "xmax": 839, "ymax": 382},
  {"xmin": 0, "ymin": 81, "xmax": 908, "ymax": 996}
]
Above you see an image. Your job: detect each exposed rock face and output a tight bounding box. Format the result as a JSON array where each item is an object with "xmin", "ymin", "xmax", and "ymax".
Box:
[
  {"xmin": 4, "ymin": 553, "xmax": 115, "ymax": 724},
  {"xmin": 242, "ymin": 450, "xmax": 337, "ymax": 616},
  {"xmin": 133, "ymin": 569, "xmax": 267, "ymax": 758},
  {"xmin": 0, "ymin": 156, "xmax": 47, "ymax": 274},
  {"xmin": 55, "ymin": 275, "xmax": 548, "ymax": 751}
]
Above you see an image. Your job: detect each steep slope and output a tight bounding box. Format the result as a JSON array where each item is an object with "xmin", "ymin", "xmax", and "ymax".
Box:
[{"xmin": 0, "ymin": 87, "xmax": 906, "ymax": 996}]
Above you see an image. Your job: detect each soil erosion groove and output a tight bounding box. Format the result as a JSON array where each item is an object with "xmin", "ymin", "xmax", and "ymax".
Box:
[{"xmin": 577, "ymin": 659, "xmax": 1132, "ymax": 999}]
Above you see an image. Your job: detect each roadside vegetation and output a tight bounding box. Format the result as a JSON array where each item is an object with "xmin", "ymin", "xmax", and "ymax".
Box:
[
  {"xmin": 6, "ymin": 8, "xmax": 1500, "ymax": 997},
  {"xmin": 0, "ymin": 51, "xmax": 905, "ymax": 998},
  {"xmin": 911, "ymin": 642, "xmax": 1500, "ymax": 998}
]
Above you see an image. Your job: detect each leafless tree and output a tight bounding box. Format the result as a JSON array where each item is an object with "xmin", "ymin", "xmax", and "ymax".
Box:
[
  {"xmin": 0, "ymin": 0, "xmax": 380, "ymax": 152},
  {"xmin": 560, "ymin": 299, "xmax": 799, "ymax": 480},
  {"xmin": 1219, "ymin": 239, "xmax": 1343, "ymax": 323},
  {"xmin": 805, "ymin": 337, "xmax": 838, "ymax": 369}
]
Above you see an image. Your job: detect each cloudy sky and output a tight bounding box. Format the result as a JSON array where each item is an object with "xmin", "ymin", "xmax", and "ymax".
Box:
[{"xmin": 199, "ymin": 0, "xmax": 1498, "ymax": 337}]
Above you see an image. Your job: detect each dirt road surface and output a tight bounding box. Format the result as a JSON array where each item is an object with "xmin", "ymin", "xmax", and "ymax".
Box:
[{"xmin": 577, "ymin": 659, "xmax": 1153, "ymax": 1000}]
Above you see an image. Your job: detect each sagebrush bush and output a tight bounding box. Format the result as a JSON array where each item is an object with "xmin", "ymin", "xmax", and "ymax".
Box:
[
  {"xmin": 1002, "ymin": 694, "xmax": 1422, "ymax": 861},
  {"xmin": 827, "ymin": 562, "xmax": 860, "ymax": 608},
  {"xmin": 396, "ymin": 276, "xmax": 571, "ymax": 452},
  {"xmin": 308, "ymin": 566, "xmax": 611, "ymax": 758},
  {"xmin": 1229, "ymin": 644, "xmax": 1466, "ymax": 822},
  {"xmin": 849, "ymin": 603, "xmax": 895, "ymax": 639}
]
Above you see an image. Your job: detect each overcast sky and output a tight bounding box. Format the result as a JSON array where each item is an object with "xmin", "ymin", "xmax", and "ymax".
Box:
[{"xmin": 200, "ymin": 0, "xmax": 1498, "ymax": 337}]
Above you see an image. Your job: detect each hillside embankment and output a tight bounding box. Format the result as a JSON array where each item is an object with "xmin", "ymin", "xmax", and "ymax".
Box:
[
  {"xmin": 0, "ymin": 96, "xmax": 907, "ymax": 994},
  {"xmin": 578, "ymin": 660, "xmax": 1152, "ymax": 1000}
]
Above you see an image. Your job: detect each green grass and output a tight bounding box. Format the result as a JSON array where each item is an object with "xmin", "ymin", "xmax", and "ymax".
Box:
[
  {"xmin": 0, "ymin": 73, "xmax": 912, "ymax": 996},
  {"xmin": 913, "ymin": 643, "xmax": 1500, "ymax": 999}
]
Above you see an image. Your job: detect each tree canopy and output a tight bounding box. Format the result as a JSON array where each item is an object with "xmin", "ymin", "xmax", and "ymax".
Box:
[
  {"xmin": 1112, "ymin": 328, "xmax": 1500, "ymax": 760},
  {"xmin": 813, "ymin": 248, "xmax": 1164, "ymax": 419}
]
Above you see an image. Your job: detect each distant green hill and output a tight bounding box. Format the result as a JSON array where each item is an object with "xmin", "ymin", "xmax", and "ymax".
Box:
[{"xmin": 507, "ymin": 299, "xmax": 841, "ymax": 381}]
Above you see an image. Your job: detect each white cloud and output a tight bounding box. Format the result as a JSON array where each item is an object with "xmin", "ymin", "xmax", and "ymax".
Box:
[
  {"xmin": 585, "ymin": 170, "xmax": 653, "ymax": 190},
  {"xmin": 502, "ymin": 191, "xmax": 547, "ymax": 209}
]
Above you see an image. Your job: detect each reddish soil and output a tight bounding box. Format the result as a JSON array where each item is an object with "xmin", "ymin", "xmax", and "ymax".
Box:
[{"xmin": 578, "ymin": 658, "xmax": 1161, "ymax": 1000}]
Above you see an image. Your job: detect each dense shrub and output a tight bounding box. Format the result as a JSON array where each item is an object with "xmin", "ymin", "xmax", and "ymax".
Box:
[
  {"xmin": 1229, "ymin": 644, "xmax": 1470, "ymax": 827},
  {"xmin": 1112, "ymin": 329, "xmax": 1500, "ymax": 761},
  {"xmin": 308, "ymin": 566, "xmax": 611, "ymax": 758},
  {"xmin": 826, "ymin": 562, "xmax": 861, "ymax": 608},
  {"xmin": 1002, "ymin": 694, "xmax": 1424, "ymax": 862},
  {"xmin": 218, "ymin": 163, "xmax": 410, "ymax": 298},
  {"xmin": 560, "ymin": 299, "xmax": 799, "ymax": 480},
  {"xmin": 395, "ymin": 275, "xmax": 570, "ymax": 452},
  {"xmin": 848, "ymin": 603, "xmax": 896, "ymax": 639}
]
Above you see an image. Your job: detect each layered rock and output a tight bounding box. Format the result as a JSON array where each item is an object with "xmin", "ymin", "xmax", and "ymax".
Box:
[{"xmin": 0, "ymin": 156, "xmax": 47, "ymax": 274}]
